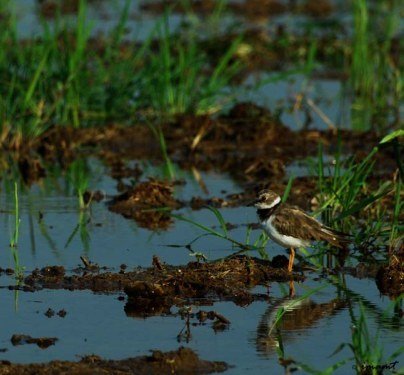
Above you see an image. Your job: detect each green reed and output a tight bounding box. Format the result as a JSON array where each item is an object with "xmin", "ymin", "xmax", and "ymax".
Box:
[
  {"xmin": 350, "ymin": 0, "xmax": 401, "ymax": 131},
  {"xmin": 313, "ymin": 131, "xmax": 403, "ymax": 256},
  {"xmin": 9, "ymin": 182, "xmax": 20, "ymax": 248},
  {"xmin": 332, "ymin": 302, "xmax": 403, "ymax": 375},
  {"xmin": 173, "ymin": 176, "xmax": 296, "ymax": 260},
  {"xmin": 140, "ymin": 10, "xmax": 241, "ymax": 116},
  {"xmin": 172, "ymin": 206, "xmax": 255, "ymax": 256},
  {"xmin": 298, "ymin": 300, "xmax": 403, "ymax": 374},
  {"xmin": 0, "ymin": 0, "xmax": 242, "ymax": 150}
]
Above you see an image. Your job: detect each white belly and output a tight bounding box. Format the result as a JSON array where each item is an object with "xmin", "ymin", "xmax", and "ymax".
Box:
[{"xmin": 262, "ymin": 216, "xmax": 310, "ymax": 248}]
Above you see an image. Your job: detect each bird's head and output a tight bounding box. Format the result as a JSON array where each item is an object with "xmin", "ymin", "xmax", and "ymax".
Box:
[{"xmin": 247, "ymin": 189, "xmax": 281, "ymax": 209}]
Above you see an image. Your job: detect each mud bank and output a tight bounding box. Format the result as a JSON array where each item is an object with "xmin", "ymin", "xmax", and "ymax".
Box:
[{"xmin": 0, "ymin": 347, "xmax": 228, "ymax": 375}]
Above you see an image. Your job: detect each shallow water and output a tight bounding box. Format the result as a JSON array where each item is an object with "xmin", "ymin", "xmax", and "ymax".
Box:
[
  {"xmin": 1, "ymin": 1, "xmax": 402, "ymax": 372},
  {"xmin": 235, "ymin": 73, "xmax": 351, "ymax": 131},
  {"xmin": 0, "ymin": 158, "xmax": 402, "ymax": 373},
  {"xmin": 0, "ymin": 275, "xmax": 401, "ymax": 373},
  {"xmin": 0, "ymin": 159, "xmax": 246, "ymax": 270}
]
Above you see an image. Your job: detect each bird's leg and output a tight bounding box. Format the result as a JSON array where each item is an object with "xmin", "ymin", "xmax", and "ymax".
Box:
[
  {"xmin": 288, "ymin": 247, "xmax": 296, "ymax": 296},
  {"xmin": 289, "ymin": 280, "xmax": 295, "ymax": 298},
  {"xmin": 287, "ymin": 248, "xmax": 295, "ymax": 273}
]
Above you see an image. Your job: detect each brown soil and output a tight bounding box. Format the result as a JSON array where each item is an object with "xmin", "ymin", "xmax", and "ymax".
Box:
[
  {"xmin": 3, "ymin": 102, "xmax": 398, "ymax": 225},
  {"xmin": 22, "ymin": 256, "xmax": 302, "ymax": 315},
  {"xmin": 5, "ymin": 102, "xmax": 392, "ymax": 189},
  {"xmin": 0, "ymin": 347, "xmax": 228, "ymax": 375},
  {"xmin": 109, "ymin": 178, "xmax": 182, "ymax": 230},
  {"xmin": 10, "ymin": 335, "xmax": 57, "ymax": 349},
  {"xmin": 376, "ymin": 252, "xmax": 404, "ymax": 299},
  {"xmin": 141, "ymin": 0, "xmax": 335, "ymax": 19}
]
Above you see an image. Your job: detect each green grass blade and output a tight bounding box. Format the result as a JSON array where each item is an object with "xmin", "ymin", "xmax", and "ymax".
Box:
[
  {"xmin": 23, "ymin": 49, "xmax": 49, "ymax": 108},
  {"xmin": 206, "ymin": 206, "xmax": 228, "ymax": 237},
  {"xmin": 282, "ymin": 175, "xmax": 294, "ymax": 203}
]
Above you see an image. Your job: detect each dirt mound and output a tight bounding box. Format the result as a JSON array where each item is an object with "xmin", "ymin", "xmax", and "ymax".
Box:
[
  {"xmin": 376, "ymin": 252, "xmax": 404, "ymax": 298},
  {"xmin": 23, "ymin": 256, "xmax": 302, "ymax": 315},
  {"xmin": 109, "ymin": 179, "xmax": 182, "ymax": 230},
  {"xmin": 0, "ymin": 347, "xmax": 228, "ymax": 375}
]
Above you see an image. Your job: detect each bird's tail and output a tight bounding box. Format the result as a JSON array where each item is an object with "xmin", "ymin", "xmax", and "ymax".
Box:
[{"xmin": 320, "ymin": 226, "xmax": 353, "ymax": 248}]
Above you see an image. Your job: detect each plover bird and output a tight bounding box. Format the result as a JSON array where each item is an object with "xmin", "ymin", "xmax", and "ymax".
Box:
[{"xmin": 248, "ymin": 189, "xmax": 351, "ymax": 273}]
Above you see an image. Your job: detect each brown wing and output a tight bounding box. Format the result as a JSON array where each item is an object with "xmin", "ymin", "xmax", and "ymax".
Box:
[
  {"xmin": 273, "ymin": 206, "xmax": 324, "ymax": 241},
  {"xmin": 273, "ymin": 206, "xmax": 350, "ymax": 247}
]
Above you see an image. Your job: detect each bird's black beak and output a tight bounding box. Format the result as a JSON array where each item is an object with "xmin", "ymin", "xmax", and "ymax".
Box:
[{"xmin": 246, "ymin": 198, "xmax": 258, "ymax": 207}]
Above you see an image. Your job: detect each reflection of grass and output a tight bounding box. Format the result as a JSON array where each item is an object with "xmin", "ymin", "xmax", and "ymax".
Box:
[
  {"xmin": 294, "ymin": 277, "xmax": 403, "ymax": 374},
  {"xmin": 67, "ymin": 159, "xmax": 90, "ymax": 209},
  {"xmin": 64, "ymin": 211, "xmax": 91, "ymax": 253},
  {"xmin": 345, "ymin": 304, "xmax": 403, "ymax": 374},
  {"xmin": 268, "ymin": 284, "xmax": 327, "ymax": 337},
  {"xmin": 9, "ymin": 182, "xmax": 23, "ymax": 279}
]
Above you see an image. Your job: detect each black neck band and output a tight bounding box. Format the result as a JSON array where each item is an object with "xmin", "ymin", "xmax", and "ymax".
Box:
[{"xmin": 257, "ymin": 202, "xmax": 281, "ymax": 221}]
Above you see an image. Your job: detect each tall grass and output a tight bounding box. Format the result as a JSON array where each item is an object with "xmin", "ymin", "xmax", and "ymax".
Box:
[
  {"xmin": 0, "ymin": 0, "xmax": 241, "ymax": 150},
  {"xmin": 312, "ymin": 130, "xmax": 403, "ymax": 259},
  {"xmin": 140, "ymin": 11, "xmax": 240, "ymax": 116},
  {"xmin": 350, "ymin": 0, "xmax": 401, "ymax": 131},
  {"xmin": 346, "ymin": 304, "xmax": 403, "ymax": 374},
  {"xmin": 300, "ymin": 302, "xmax": 403, "ymax": 374}
]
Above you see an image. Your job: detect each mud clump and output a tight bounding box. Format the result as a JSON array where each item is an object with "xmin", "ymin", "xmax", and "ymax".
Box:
[
  {"xmin": 376, "ymin": 254, "xmax": 404, "ymax": 298},
  {"xmin": 18, "ymin": 156, "xmax": 46, "ymax": 185},
  {"xmin": 124, "ymin": 255, "xmax": 302, "ymax": 315},
  {"xmin": 0, "ymin": 347, "xmax": 228, "ymax": 375},
  {"xmin": 11, "ymin": 334, "xmax": 57, "ymax": 349},
  {"xmin": 230, "ymin": 0, "xmax": 287, "ymax": 20},
  {"xmin": 23, "ymin": 256, "xmax": 303, "ymax": 315},
  {"xmin": 302, "ymin": 0, "xmax": 334, "ymax": 17},
  {"xmin": 109, "ymin": 179, "xmax": 181, "ymax": 230},
  {"xmin": 38, "ymin": 266, "xmax": 65, "ymax": 277}
]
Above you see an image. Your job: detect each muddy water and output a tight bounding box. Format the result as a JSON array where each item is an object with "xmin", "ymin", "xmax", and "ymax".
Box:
[{"xmin": 0, "ymin": 160, "xmax": 402, "ymax": 373}]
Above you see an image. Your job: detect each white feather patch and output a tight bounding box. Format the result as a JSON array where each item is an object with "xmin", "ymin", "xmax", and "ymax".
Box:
[
  {"xmin": 262, "ymin": 215, "xmax": 310, "ymax": 248},
  {"xmin": 255, "ymin": 196, "xmax": 281, "ymax": 210}
]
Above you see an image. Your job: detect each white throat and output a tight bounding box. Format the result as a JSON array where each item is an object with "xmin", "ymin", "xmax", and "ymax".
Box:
[{"xmin": 256, "ymin": 196, "xmax": 281, "ymax": 210}]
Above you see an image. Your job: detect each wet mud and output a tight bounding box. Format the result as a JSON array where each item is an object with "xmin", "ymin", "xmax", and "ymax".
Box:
[
  {"xmin": 109, "ymin": 179, "xmax": 182, "ymax": 230},
  {"xmin": 22, "ymin": 256, "xmax": 302, "ymax": 313},
  {"xmin": 141, "ymin": 0, "xmax": 335, "ymax": 19},
  {"xmin": 0, "ymin": 347, "xmax": 228, "ymax": 375},
  {"xmin": 10, "ymin": 335, "xmax": 57, "ymax": 350},
  {"xmin": 376, "ymin": 252, "xmax": 404, "ymax": 299},
  {"xmin": 7, "ymin": 102, "xmax": 395, "ymax": 188}
]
